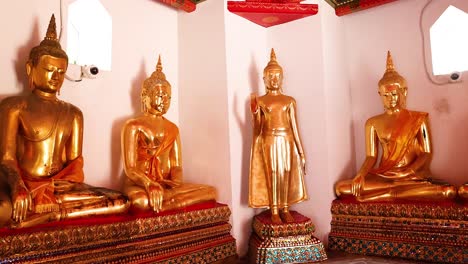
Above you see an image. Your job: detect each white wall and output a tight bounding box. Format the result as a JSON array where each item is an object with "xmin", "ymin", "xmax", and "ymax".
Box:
[
  {"xmin": 344, "ymin": 0, "xmax": 468, "ymax": 186},
  {"xmin": 267, "ymin": 12, "xmax": 331, "ymax": 241},
  {"xmin": 224, "ymin": 0, "xmax": 268, "ymax": 255},
  {"xmin": 177, "ymin": 0, "xmax": 233, "ymax": 210},
  {"xmin": 0, "ymin": 0, "xmax": 179, "ymax": 189}
]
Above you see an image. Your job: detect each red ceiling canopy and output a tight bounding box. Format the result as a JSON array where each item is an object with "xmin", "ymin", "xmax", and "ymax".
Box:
[
  {"xmin": 227, "ymin": 0, "xmax": 319, "ymax": 28},
  {"xmin": 157, "ymin": 0, "xmax": 207, "ymax": 12},
  {"xmin": 324, "ymin": 0, "xmax": 399, "ymax": 16}
]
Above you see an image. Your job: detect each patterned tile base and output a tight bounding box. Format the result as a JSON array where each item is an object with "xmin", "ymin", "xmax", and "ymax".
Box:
[
  {"xmin": 249, "ymin": 234, "xmax": 327, "ymax": 264},
  {"xmin": 329, "ymin": 199, "xmax": 467, "ymax": 264},
  {"xmin": 0, "ymin": 202, "xmax": 237, "ymax": 263},
  {"xmin": 248, "ymin": 210, "xmax": 327, "ymax": 264}
]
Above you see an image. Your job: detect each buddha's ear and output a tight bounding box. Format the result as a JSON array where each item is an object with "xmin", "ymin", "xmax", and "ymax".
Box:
[
  {"xmin": 401, "ymin": 86, "xmax": 408, "ymax": 97},
  {"xmin": 26, "ymin": 61, "xmax": 33, "ymax": 77}
]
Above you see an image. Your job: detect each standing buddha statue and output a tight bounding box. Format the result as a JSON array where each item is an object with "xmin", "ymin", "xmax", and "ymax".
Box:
[
  {"xmin": 0, "ymin": 15, "xmax": 129, "ymax": 228},
  {"xmin": 335, "ymin": 51, "xmax": 456, "ymax": 202},
  {"xmin": 121, "ymin": 56, "xmax": 216, "ymax": 213},
  {"xmin": 249, "ymin": 49, "xmax": 307, "ymax": 224}
]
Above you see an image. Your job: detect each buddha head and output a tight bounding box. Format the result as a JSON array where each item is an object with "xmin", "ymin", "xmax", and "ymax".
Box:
[
  {"xmin": 263, "ymin": 48, "xmax": 283, "ymax": 91},
  {"xmin": 26, "ymin": 14, "xmax": 68, "ymax": 94},
  {"xmin": 141, "ymin": 55, "xmax": 172, "ymax": 116},
  {"xmin": 378, "ymin": 51, "xmax": 408, "ymax": 110}
]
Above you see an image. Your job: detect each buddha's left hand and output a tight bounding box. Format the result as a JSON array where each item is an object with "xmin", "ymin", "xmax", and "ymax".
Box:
[
  {"xmin": 160, "ymin": 179, "xmax": 181, "ymax": 188},
  {"xmin": 382, "ymin": 168, "xmax": 415, "ymax": 178}
]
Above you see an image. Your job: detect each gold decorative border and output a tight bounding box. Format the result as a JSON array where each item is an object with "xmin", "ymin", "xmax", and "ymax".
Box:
[
  {"xmin": 330, "ymin": 224, "xmax": 467, "ymax": 247},
  {"xmin": 1, "ymin": 205, "xmax": 232, "ymax": 258},
  {"xmin": 22, "ymin": 224, "xmax": 233, "ymax": 263},
  {"xmin": 332, "ymin": 214, "xmax": 466, "ymax": 231},
  {"xmin": 252, "ymin": 217, "xmax": 315, "ymax": 239},
  {"xmin": 331, "ymin": 199, "xmax": 468, "ymax": 220},
  {"xmin": 227, "ymin": 2, "xmax": 318, "ymax": 14},
  {"xmin": 329, "ymin": 236, "xmax": 464, "ymax": 264}
]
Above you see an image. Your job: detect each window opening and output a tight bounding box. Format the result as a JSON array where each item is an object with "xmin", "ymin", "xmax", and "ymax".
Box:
[
  {"xmin": 429, "ymin": 5, "xmax": 468, "ymax": 76},
  {"xmin": 67, "ymin": 0, "xmax": 112, "ymax": 71}
]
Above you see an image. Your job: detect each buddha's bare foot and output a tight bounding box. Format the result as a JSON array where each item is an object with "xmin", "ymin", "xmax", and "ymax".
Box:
[
  {"xmin": 280, "ymin": 210, "xmax": 295, "ymax": 223},
  {"xmin": 271, "ymin": 213, "xmax": 282, "ymax": 224}
]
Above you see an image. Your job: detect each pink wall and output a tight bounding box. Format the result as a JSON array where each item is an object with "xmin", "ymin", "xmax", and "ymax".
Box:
[
  {"xmin": 178, "ymin": 0, "xmax": 233, "ymax": 213},
  {"xmin": 344, "ymin": 0, "xmax": 468, "ymax": 186}
]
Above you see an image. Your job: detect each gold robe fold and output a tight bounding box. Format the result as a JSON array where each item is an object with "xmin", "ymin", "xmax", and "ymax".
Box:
[
  {"xmin": 22, "ymin": 156, "xmax": 84, "ymax": 213},
  {"xmin": 249, "ymin": 131, "xmax": 307, "ymax": 208},
  {"xmin": 370, "ymin": 110, "xmax": 428, "ymax": 176}
]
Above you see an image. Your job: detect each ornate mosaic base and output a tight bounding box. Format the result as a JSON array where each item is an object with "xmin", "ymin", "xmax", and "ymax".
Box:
[
  {"xmin": 248, "ymin": 210, "xmax": 327, "ymax": 264},
  {"xmin": 329, "ymin": 199, "xmax": 467, "ymax": 263},
  {"xmin": 329, "ymin": 237, "xmax": 465, "ymax": 264},
  {"xmin": 331, "ymin": 198, "xmax": 468, "ymax": 220},
  {"xmin": 0, "ymin": 202, "xmax": 237, "ymax": 263},
  {"xmin": 252, "ymin": 211, "xmax": 315, "ymax": 240}
]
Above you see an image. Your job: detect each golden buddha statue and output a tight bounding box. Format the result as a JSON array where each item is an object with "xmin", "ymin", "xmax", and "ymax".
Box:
[
  {"xmin": 249, "ymin": 49, "xmax": 307, "ymax": 224},
  {"xmin": 0, "ymin": 15, "xmax": 129, "ymax": 228},
  {"xmin": 335, "ymin": 51, "xmax": 456, "ymax": 202},
  {"xmin": 121, "ymin": 56, "xmax": 216, "ymax": 213}
]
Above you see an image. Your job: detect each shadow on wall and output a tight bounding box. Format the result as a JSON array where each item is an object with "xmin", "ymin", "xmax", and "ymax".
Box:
[
  {"xmin": 109, "ymin": 60, "xmax": 148, "ymax": 190},
  {"xmin": 249, "ymin": 54, "xmax": 261, "ymax": 96},
  {"xmin": 14, "ymin": 17, "xmax": 41, "ymax": 95},
  {"xmin": 442, "ymin": 109, "xmax": 468, "ymax": 186},
  {"xmin": 231, "ymin": 55, "xmax": 262, "ymax": 256},
  {"xmin": 334, "ymin": 120, "xmax": 358, "ymax": 184}
]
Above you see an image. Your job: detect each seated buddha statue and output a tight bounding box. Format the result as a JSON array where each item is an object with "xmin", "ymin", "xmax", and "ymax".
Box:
[
  {"xmin": 335, "ymin": 51, "xmax": 456, "ymax": 202},
  {"xmin": 0, "ymin": 15, "xmax": 129, "ymax": 228},
  {"xmin": 121, "ymin": 56, "xmax": 216, "ymax": 213}
]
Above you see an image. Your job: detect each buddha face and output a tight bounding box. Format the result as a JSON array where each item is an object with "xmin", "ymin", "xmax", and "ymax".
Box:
[
  {"xmin": 378, "ymin": 84, "xmax": 406, "ymax": 111},
  {"xmin": 27, "ymin": 55, "xmax": 67, "ymax": 94},
  {"xmin": 143, "ymin": 84, "xmax": 171, "ymax": 116},
  {"xmin": 264, "ymin": 69, "xmax": 283, "ymax": 91}
]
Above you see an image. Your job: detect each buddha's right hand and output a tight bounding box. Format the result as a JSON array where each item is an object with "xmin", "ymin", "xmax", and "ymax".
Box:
[
  {"xmin": 146, "ymin": 182, "xmax": 164, "ymax": 212},
  {"xmin": 12, "ymin": 183, "xmax": 32, "ymax": 222},
  {"xmin": 250, "ymin": 93, "xmax": 258, "ymax": 113},
  {"xmin": 351, "ymin": 174, "xmax": 365, "ymax": 196}
]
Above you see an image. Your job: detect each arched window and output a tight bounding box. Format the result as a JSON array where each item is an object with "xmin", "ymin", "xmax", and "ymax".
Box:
[
  {"xmin": 67, "ymin": 0, "xmax": 112, "ymax": 71},
  {"xmin": 429, "ymin": 5, "xmax": 468, "ymax": 76}
]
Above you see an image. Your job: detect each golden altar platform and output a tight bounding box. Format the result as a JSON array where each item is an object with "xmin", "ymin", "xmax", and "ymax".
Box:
[
  {"xmin": 328, "ymin": 198, "xmax": 467, "ymax": 263},
  {"xmin": 0, "ymin": 201, "xmax": 237, "ymax": 263}
]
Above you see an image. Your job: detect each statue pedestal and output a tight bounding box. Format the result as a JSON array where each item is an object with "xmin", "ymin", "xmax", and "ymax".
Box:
[
  {"xmin": 328, "ymin": 198, "xmax": 467, "ymax": 263},
  {"xmin": 248, "ymin": 210, "xmax": 327, "ymax": 264},
  {"xmin": 0, "ymin": 201, "xmax": 237, "ymax": 263}
]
